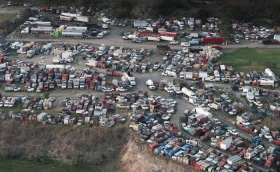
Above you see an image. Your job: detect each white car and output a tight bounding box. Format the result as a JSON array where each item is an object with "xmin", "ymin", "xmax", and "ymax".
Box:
[
  {"xmin": 116, "ymin": 87, "xmax": 128, "ymax": 92},
  {"xmin": 161, "ymin": 72, "xmax": 168, "ymax": 76},
  {"xmin": 162, "ymin": 115, "xmax": 171, "ymax": 121},
  {"xmin": 229, "ymin": 109, "xmax": 237, "ymax": 115},
  {"xmin": 254, "ymin": 100, "xmax": 263, "ymax": 107},
  {"xmin": 229, "ymin": 129, "xmax": 239, "ymax": 136},
  {"xmin": 166, "ymin": 108, "xmax": 175, "ymax": 114},
  {"xmin": 149, "ymin": 85, "xmax": 156, "ymax": 90},
  {"xmin": 102, "ymin": 87, "xmax": 114, "ymax": 92},
  {"xmin": 264, "ymin": 133, "xmax": 273, "ymax": 140},
  {"xmin": 169, "ymin": 40, "xmax": 179, "ymax": 45},
  {"xmin": 212, "ymin": 118, "xmax": 221, "ymax": 125},
  {"xmin": 27, "ymin": 87, "xmax": 35, "ymax": 92}
]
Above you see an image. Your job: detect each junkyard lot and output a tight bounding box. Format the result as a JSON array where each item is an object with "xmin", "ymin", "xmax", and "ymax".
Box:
[{"xmin": 2, "ymin": 6, "xmax": 280, "ymax": 172}]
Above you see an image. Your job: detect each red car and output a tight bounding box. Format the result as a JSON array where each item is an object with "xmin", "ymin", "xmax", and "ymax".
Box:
[
  {"xmin": 274, "ymin": 139, "xmax": 280, "ymax": 145},
  {"xmin": 238, "ymin": 149, "xmax": 245, "ymax": 157}
]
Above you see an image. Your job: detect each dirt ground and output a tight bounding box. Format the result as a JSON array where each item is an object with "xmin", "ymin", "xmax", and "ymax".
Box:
[{"xmin": 120, "ymin": 134, "xmax": 199, "ymax": 172}]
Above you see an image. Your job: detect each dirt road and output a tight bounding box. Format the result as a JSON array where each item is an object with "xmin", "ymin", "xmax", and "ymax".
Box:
[{"xmin": 6, "ymin": 36, "xmax": 280, "ymax": 51}]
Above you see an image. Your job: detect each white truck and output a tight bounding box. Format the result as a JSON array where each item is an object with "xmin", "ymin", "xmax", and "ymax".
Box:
[
  {"xmin": 122, "ymin": 73, "xmax": 136, "ymax": 86},
  {"xmin": 182, "ymin": 87, "xmax": 195, "ymax": 97},
  {"xmin": 86, "ymin": 60, "xmax": 98, "ymax": 67},
  {"xmin": 21, "ymin": 27, "xmax": 53, "ymax": 34}
]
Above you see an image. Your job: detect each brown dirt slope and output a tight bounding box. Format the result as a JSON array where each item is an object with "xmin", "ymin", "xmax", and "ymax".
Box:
[{"xmin": 0, "ymin": 120, "xmax": 127, "ymax": 166}]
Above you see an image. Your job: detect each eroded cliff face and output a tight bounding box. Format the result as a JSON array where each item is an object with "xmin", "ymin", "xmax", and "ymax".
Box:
[{"xmin": 120, "ymin": 134, "xmax": 199, "ymax": 172}]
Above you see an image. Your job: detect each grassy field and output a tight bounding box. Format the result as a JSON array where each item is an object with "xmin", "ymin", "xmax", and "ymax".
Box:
[
  {"xmin": 220, "ymin": 48, "xmax": 280, "ymax": 75},
  {"xmin": 0, "ymin": 159, "xmax": 119, "ymax": 172}
]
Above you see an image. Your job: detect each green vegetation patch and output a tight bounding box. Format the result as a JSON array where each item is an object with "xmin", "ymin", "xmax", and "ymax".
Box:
[
  {"xmin": 0, "ymin": 159, "xmax": 118, "ymax": 172},
  {"xmin": 220, "ymin": 48, "xmax": 280, "ymax": 75}
]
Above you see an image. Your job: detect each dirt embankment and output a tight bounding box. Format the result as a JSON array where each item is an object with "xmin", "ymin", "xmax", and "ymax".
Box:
[
  {"xmin": 120, "ymin": 133, "xmax": 199, "ymax": 172},
  {"xmin": 0, "ymin": 120, "xmax": 127, "ymax": 166}
]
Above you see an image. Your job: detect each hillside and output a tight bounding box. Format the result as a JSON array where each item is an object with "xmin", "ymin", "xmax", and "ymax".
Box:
[{"xmin": 0, "ymin": 120, "xmax": 127, "ymax": 166}]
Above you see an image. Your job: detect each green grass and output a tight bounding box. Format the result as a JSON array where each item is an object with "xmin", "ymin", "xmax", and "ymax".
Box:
[
  {"xmin": 220, "ymin": 48, "xmax": 280, "ymax": 75},
  {"xmin": 6, "ymin": 49, "xmax": 18, "ymax": 56},
  {"xmin": 0, "ymin": 159, "xmax": 119, "ymax": 172}
]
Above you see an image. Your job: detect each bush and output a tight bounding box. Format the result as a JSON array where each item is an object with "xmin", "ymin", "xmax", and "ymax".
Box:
[{"xmin": 71, "ymin": 156, "xmax": 80, "ymax": 166}]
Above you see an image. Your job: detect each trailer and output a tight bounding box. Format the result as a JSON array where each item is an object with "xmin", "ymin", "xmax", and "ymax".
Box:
[
  {"xmin": 64, "ymin": 26, "xmax": 87, "ymax": 32},
  {"xmin": 158, "ymin": 32, "xmax": 177, "ymax": 39},
  {"xmin": 136, "ymin": 31, "xmax": 152, "ymax": 37},
  {"xmin": 61, "ymin": 13, "xmax": 81, "ymax": 18},
  {"xmin": 59, "ymin": 15, "xmax": 73, "ymax": 21},
  {"xmin": 147, "ymin": 36, "xmax": 160, "ymax": 41},
  {"xmin": 201, "ymin": 37, "xmax": 224, "ymax": 44},
  {"xmin": 182, "ymin": 87, "xmax": 195, "ymax": 97},
  {"xmin": 160, "ymin": 36, "xmax": 174, "ymax": 42},
  {"xmin": 61, "ymin": 32, "xmax": 84, "ymax": 37},
  {"xmin": 133, "ymin": 20, "xmax": 148, "ymax": 28},
  {"xmin": 189, "ymin": 40, "xmax": 200, "ymax": 45},
  {"xmin": 75, "ymin": 16, "xmax": 90, "ymax": 23}
]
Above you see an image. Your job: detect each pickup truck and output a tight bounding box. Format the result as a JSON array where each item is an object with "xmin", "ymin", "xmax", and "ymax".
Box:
[{"xmin": 116, "ymin": 103, "xmax": 130, "ymax": 109}]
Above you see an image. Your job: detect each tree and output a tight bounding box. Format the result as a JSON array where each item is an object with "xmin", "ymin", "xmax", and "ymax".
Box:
[{"xmin": 219, "ymin": 17, "xmax": 234, "ymax": 42}]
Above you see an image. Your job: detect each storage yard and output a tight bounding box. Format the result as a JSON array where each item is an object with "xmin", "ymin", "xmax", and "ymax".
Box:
[{"xmin": 1, "ymin": 3, "xmax": 280, "ymax": 172}]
